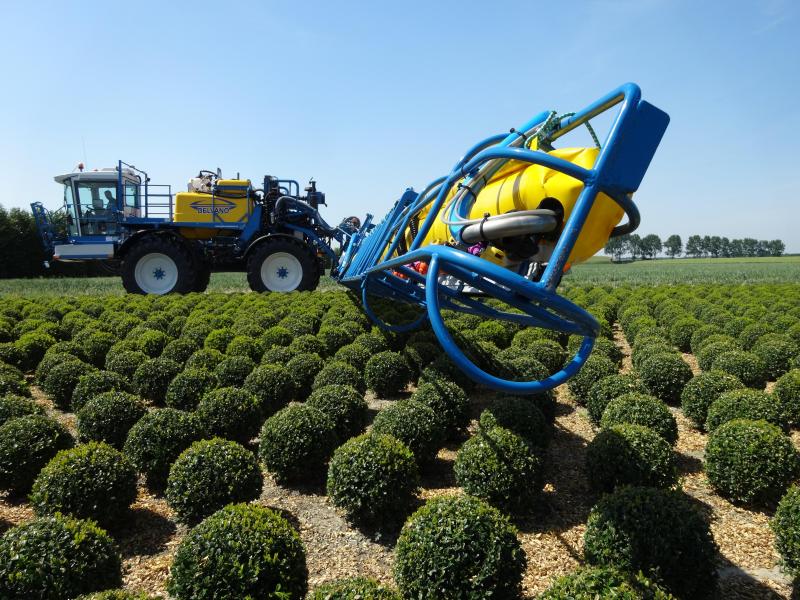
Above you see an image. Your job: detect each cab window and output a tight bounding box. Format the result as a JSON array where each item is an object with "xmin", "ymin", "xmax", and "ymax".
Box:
[
  {"xmin": 124, "ymin": 183, "xmax": 138, "ymax": 208},
  {"xmin": 75, "ymin": 181, "xmax": 117, "ymax": 215}
]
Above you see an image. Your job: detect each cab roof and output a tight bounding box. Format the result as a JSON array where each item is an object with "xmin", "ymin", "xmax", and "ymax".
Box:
[{"xmin": 54, "ymin": 168, "xmax": 141, "ymax": 185}]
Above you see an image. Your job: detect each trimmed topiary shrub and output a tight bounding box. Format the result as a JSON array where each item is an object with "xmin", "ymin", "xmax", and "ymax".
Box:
[
  {"xmin": 76, "ymin": 391, "xmax": 147, "ymax": 449},
  {"xmin": 0, "ymin": 514, "xmax": 121, "ymax": 599},
  {"xmin": 586, "ymin": 374, "xmax": 647, "ymax": 425},
  {"xmin": 79, "ymin": 331, "xmax": 117, "ymax": 368},
  {"xmin": 204, "ymin": 327, "xmax": 235, "ymax": 353},
  {"xmin": 162, "ymin": 337, "xmax": 200, "ymax": 363},
  {"xmin": 226, "ymin": 335, "xmax": 264, "ymax": 362},
  {"xmin": 244, "ymin": 364, "xmax": 298, "ymax": 415},
  {"xmin": 185, "ymin": 347, "xmax": 225, "ymax": 371},
  {"xmin": 0, "ymin": 414, "xmax": 73, "ymax": 494},
  {"xmin": 71, "ymin": 369, "xmax": 132, "ymax": 412},
  {"xmin": 196, "ymin": 387, "xmax": 262, "ymax": 443},
  {"xmin": 165, "ymin": 368, "xmax": 218, "ymax": 411},
  {"xmin": 568, "ymin": 354, "xmax": 617, "ymax": 403},
  {"xmin": 364, "ymin": 351, "xmax": 413, "ymax": 398},
  {"xmin": 260, "ymin": 345, "xmax": 298, "ymax": 366},
  {"xmin": 538, "ymin": 566, "xmax": 676, "ymax": 599},
  {"xmin": 668, "ymin": 317, "xmax": 700, "ymax": 352},
  {"xmin": 706, "ymin": 388, "xmax": 786, "ymax": 432},
  {"xmin": 772, "ymin": 485, "xmax": 800, "ymax": 577},
  {"xmin": 166, "ymin": 438, "xmax": 263, "ymax": 525},
  {"xmin": 696, "ymin": 338, "xmax": 739, "ymax": 371},
  {"xmin": 0, "ymin": 394, "xmax": 44, "ymax": 426},
  {"xmin": 0, "ymin": 361, "xmax": 29, "ymax": 397},
  {"xmin": 312, "ymin": 360, "xmax": 366, "ymax": 394},
  {"xmin": 307, "ymin": 384, "xmax": 368, "ymax": 441},
  {"xmin": 104, "ymin": 349, "xmax": 148, "ymax": 380},
  {"xmin": 638, "ymin": 352, "xmax": 693, "ymax": 405},
  {"xmin": 309, "ymin": 577, "xmax": 400, "ymax": 600},
  {"xmin": 286, "ymin": 352, "xmax": 324, "ymax": 399},
  {"xmin": 123, "ymin": 408, "xmax": 205, "ymax": 489},
  {"xmin": 454, "ymin": 424, "xmax": 543, "ymax": 513},
  {"xmin": 739, "ymin": 322, "xmax": 775, "ymax": 348},
  {"xmin": 327, "ymin": 432, "xmax": 419, "ymax": 529},
  {"xmin": 42, "ymin": 359, "xmax": 97, "ymax": 409},
  {"xmin": 333, "ymin": 343, "xmax": 372, "ymax": 371},
  {"xmin": 168, "ymin": 503, "xmax": 308, "ymax": 599},
  {"xmin": 410, "ymin": 379, "xmax": 470, "ymax": 437},
  {"xmin": 711, "ymin": 350, "xmax": 768, "ymax": 389},
  {"xmin": 480, "ymin": 397, "xmax": 548, "ymax": 448},
  {"xmin": 261, "ymin": 325, "xmax": 294, "ymax": 349},
  {"xmin": 705, "ymin": 419, "xmax": 799, "ymax": 506},
  {"xmin": 754, "ymin": 335, "xmax": 798, "ymax": 380},
  {"xmin": 135, "ymin": 329, "xmax": 170, "ymax": 358},
  {"xmin": 583, "ymin": 486, "xmax": 717, "ymax": 598},
  {"xmin": 586, "ymin": 424, "xmax": 677, "ymax": 493},
  {"xmin": 371, "ymin": 400, "xmax": 444, "ymax": 464},
  {"xmin": 775, "ymin": 369, "xmax": 800, "ymax": 426},
  {"xmin": 289, "ymin": 334, "xmax": 326, "ymax": 357},
  {"xmin": 213, "ymin": 355, "xmax": 255, "ymax": 388},
  {"xmin": 37, "ymin": 348, "xmax": 86, "ymax": 382},
  {"xmin": 133, "ymin": 357, "xmax": 181, "ymax": 403},
  {"xmin": 600, "ymin": 393, "xmax": 678, "ymax": 445},
  {"xmin": 260, "ymin": 404, "xmax": 338, "ymax": 483},
  {"xmin": 680, "ymin": 370, "xmax": 745, "ymax": 430},
  {"xmin": 15, "ymin": 331, "xmax": 57, "ymax": 372},
  {"xmin": 419, "ymin": 354, "xmax": 475, "ymax": 392},
  {"xmin": 403, "ymin": 341, "xmax": 439, "ymax": 375},
  {"xmin": 394, "ymin": 494, "xmax": 525, "ymax": 598}
]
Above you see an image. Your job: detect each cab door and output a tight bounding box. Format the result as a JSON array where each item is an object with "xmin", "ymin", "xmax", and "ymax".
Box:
[{"xmin": 74, "ymin": 180, "xmax": 120, "ymax": 236}]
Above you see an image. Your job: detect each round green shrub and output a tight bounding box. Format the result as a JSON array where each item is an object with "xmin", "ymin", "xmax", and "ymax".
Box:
[
  {"xmin": 260, "ymin": 345, "xmax": 298, "ymax": 366},
  {"xmin": 244, "ymin": 364, "xmax": 297, "ymax": 415},
  {"xmin": 259, "ymin": 404, "xmax": 338, "ymax": 483},
  {"xmin": 0, "ymin": 394, "xmax": 44, "ymax": 426},
  {"xmin": 42, "ymin": 359, "xmax": 97, "ymax": 409},
  {"xmin": 480, "ymin": 397, "xmax": 548, "ymax": 447},
  {"xmin": 165, "ymin": 368, "xmax": 218, "ymax": 411},
  {"xmin": 631, "ymin": 341, "xmax": 673, "ymax": 372},
  {"xmin": 30, "ymin": 441, "xmax": 137, "ymax": 526},
  {"xmin": 696, "ymin": 338, "xmax": 739, "ymax": 371},
  {"xmin": 162, "ymin": 337, "xmax": 199, "ymax": 363},
  {"xmin": 775, "ymin": 369, "xmax": 800, "ymax": 426},
  {"xmin": 705, "ymin": 419, "xmax": 799, "ymax": 506},
  {"xmin": 167, "ymin": 503, "xmax": 308, "ymax": 599},
  {"xmin": 772, "ymin": 485, "xmax": 800, "ymax": 577},
  {"xmin": 680, "ymin": 370, "xmax": 745, "ymax": 430},
  {"xmin": 37, "ymin": 347, "xmax": 85, "ymax": 382},
  {"xmin": 15, "ymin": 331, "xmax": 57, "ymax": 371},
  {"xmin": 0, "ymin": 361, "xmax": 29, "ymax": 397},
  {"xmin": 123, "ymin": 408, "xmax": 205, "ymax": 489},
  {"xmin": 538, "ymin": 566, "xmax": 676, "ymax": 600},
  {"xmin": 583, "ymin": 486, "xmax": 717, "ymax": 599},
  {"xmin": 327, "ymin": 432, "xmax": 418, "ymax": 528},
  {"xmin": 586, "ymin": 374, "xmax": 647, "ymax": 425},
  {"xmin": 754, "ymin": 336, "xmax": 798, "ymax": 380},
  {"xmin": 196, "ymin": 387, "xmax": 262, "ymax": 444},
  {"xmin": 185, "ymin": 348, "xmax": 225, "ymax": 371},
  {"xmin": 166, "ymin": 438, "xmax": 263, "ymax": 525},
  {"xmin": 706, "ymin": 388, "xmax": 785, "ymax": 432},
  {"xmin": 307, "ymin": 384, "xmax": 368, "ymax": 441},
  {"xmin": 711, "ymin": 350, "xmax": 768, "ymax": 389},
  {"xmin": 104, "ymin": 349, "xmax": 148, "ymax": 380},
  {"xmin": 312, "ymin": 360, "xmax": 366, "ymax": 394},
  {"xmin": 333, "ymin": 343, "xmax": 372, "ymax": 371},
  {"xmin": 286, "ymin": 352, "xmax": 324, "ymax": 399},
  {"xmin": 410, "ymin": 379, "xmax": 470, "ymax": 436},
  {"xmin": 690, "ymin": 324, "xmax": 724, "ymax": 354},
  {"xmin": 364, "ymin": 351, "xmax": 413, "ymax": 398},
  {"xmin": 79, "ymin": 331, "xmax": 117, "ymax": 368},
  {"xmin": 0, "ymin": 514, "xmax": 121, "ymax": 599},
  {"xmin": 454, "ymin": 424, "xmax": 543, "ymax": 513},
  {"xmin": 394, "ymin": 494, "xmax": 525, "ymax": 598},
  {"xmin": 316, "ymin": 325, "xmax": 355, "ymax": 356},
  {"xmin": 0, "ymin": 414, "xmax": 73, "ymax": 494},
  {"xmin": 638, "ymin": 352, "xmax": 693, "ymax": 405},
  {"xmin": 568, "ymin": 354, "xmax": 617, "ymax": 403},
  {"xmin": 309, "ymin": 577, "xmax": 400, "ymax": 600},
  {"xmin": 288, "ymin": 334, "xmax": 326, "ymax": 358},
  {"xmin": 739, "ymin": 322, "xmax": 775, "ymax": 348},
  {"xmin": 132, "ymin": 357, "xmax": 181, "ymax": 403},
  {"xmin": 76, "ymin": 391, "xmax": 147, "ymax": 449},
  {"xmin": 78, "ymin": 590, "xmax": 158, "ymax": 600},
  {"xmin": 519, "ymin": 340, "xmax": 566, "ymax": 374},
  {"xmin": 204, "ymin": 327, "xmax": 235, "ymax": 353},
  {"xmin": 213, "ymin": 354, "xmax": 255, "ymax": 388},
  {"xmin": 586, "ymin": 424, "xmax": 677, "ymax": 493},
  {"xmin": 419, "ymin": 354, "xmax": 475, "ymax": 392},
  {"xmin": 600, "ymin": 393, "xmax": 678, "ymax": 445},
  {"xmin": 226, "ymin": 335, "xmax": 263, "ymax": 362},
  {"xmin": 474, "ymin": 320, "xmax": 513, "ymax": 348},
  {"xmin": 71, "ymin": 369, "xmax": 132, "ymax": 412},
  {"xmin": 371, "ymin": 400, "xmax": 444, "ymax": 464},
  {"xmin": 261, "ymin": 325, "xmax": 294, "ymax": 349},
  {"xmin": 403, "ymin": 341, "xmax": 439, "ymax": 375},
  {"xmin": 135, "ymin": 329, "xmax": 170, "ymax": 358}
]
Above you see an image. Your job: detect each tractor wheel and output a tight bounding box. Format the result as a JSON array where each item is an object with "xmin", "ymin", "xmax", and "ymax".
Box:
[
  {"xmin": 121, "ymin": 235, "xmax": 197, "ymax": 295},
  {"xmin": 192, "ymin": 261, "xmax": 211, "ymax": 293},
  {"xmin": 246, "ymin": 237, "xmax": 320, "ymax": 293}
]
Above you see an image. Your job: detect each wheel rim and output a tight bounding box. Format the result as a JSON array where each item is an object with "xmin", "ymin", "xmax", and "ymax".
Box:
[
  {"xmin": 260, "ymin": 252, "xmax": 303, "ymax": 292},
  {"xmin": 134, "ymin": 252, "xmax": 178, "ymax": 294}
]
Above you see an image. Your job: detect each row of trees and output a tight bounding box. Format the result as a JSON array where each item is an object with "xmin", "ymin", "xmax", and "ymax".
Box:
[{"xmin": 604, "ymin": 233, "xmax": 786, "ymax": 261}]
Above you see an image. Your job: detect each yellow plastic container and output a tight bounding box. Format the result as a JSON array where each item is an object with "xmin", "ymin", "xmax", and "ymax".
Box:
[{"xmin": 173, "ymin": 191, "xmax": 253, "ymax": 225}]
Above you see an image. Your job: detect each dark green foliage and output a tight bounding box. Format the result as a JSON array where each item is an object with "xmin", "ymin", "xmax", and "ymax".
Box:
[
  {"xmin": 705, "ymin": 419, "xmax": 799, "ymax": 506},
  {"xmin": 690, "ymin": 324, "xmax": 724, "ymax": 354},
  {"xmin": 696, "ymin": 338, "xmax": 739, "ymax": 371},
  {"xmin": 135, "ymin": 329, "xmax": 170, "ymax": 358},
  {"xmin": 474, "ymin": 320, "xmax": 513, "ymax": 348},
  {"xmin": 0, "ymin": 514, "xmax": 121, "ymax": 599},
  {"xmin": 353, "ymin": 331, "xmax": 391, "ymax": 354},
  {"xmin": 403, "ymin": 341, "xmax": 439, "ymax": 375},
  {"xmin": 132, "ymin": 357, "xmax": 181, "ymax": 403},
  {"xmin": 309, "ymin": 577, "xmax": 400, "ymax": 600},
  {"xmin": 167, "ymin": 503, "xmax": 308, "ymax": 600},
  {"xmin": 79, "ymin": 331, "xmax": 117, "ymax": 367},
  {"xmin": 289, "ymin": 334, "xmax": 326, "ymax": 357},
  {"xmin": 196, "ymin": 387, "xmax": 262, "ymax": 443},
  {"xmin": 538, "ymin": 566, "xmax": 676, "ymax": 600},
  {"xmin": 508, "ymin": 355, "xmax": 548, "ymax": 382},
  {"xmin": 371, "ymin": 400, "xmax": 444, "ymax": 464},
  {"xmin": 0, "ymin": 393, "xmax": 43, "ymax": 426},
  {"xmin": 15, "ymin": 331, "xmax": 57, "ymax": 371},
  {"xmin": 204, "ymin": 327, "xmax": 235, "ymax": 353},
  {"xmin": 680, "ymin": 370, "xmax": 745, "ymax": 430},
  {"xmin": 480, "ymin": 397, "xmax": 548, "ymax": 447},
  {"xmin": 364, "ymin": 351, "xmax": 413, "ymax": 398},
  {"xmin": 410, "ymin": 379, "xmax": 470, "ymax": 436},
  {"xmin": 600, "ymin": 393, "xmax": 678, "ymax": 445},
  {"xmin": 38, "ymin": 344, "xmax": 87, "ymax": 379},
  {"xmin": 165, "ymin": 368, "xmax": 219, "ymax": 410},
  {"xmin": 772, "ymin": 485, "xmax": 800, "ymax": 576},
  {"xmin": 0, "ymin": 361, "xmax": 29, "ymax": 396},
  {"xmin": 454, "ymin": 424, "xmax": 543, "ymax": 513},
  {"xmin": 394, "ymin": 494, "xmax": 525, "ymax": 599},
  {"xmin": 775, "ymin": 369, "xmax": 800, "ymax": 425},
  {"xmin": 0, "ymin": 343, "xmax": 24, "ymax": 370},
  {"xmin": 631, "ymin": 340, "xmax": 673, "ymax": 372},
  {"xmin": 259, "ymin": 404, "xmax": 338, "ymax": 483},
  {"xmin": 42, "ymin": 359, "xmax": 97, "ymax": 409},
  {"xmin": 307, "ymin": 384, "xmax": 368, "ymax": 440},
  {"xmin": 419, "ymin": 354, "xmax": 475, "ymax": 391},
  {"xmin": 739, "ymin": 322, "xmax": 775, "ymax": 348},
  {"xmin": 586, "ymin": 374, "xmax": 647, "ymax": 425},
  {"xmin": 76, "ymin": 391, "xmax": 147, "ymax": 449},
  {"xmin": 712, "ymin": 350, "xmax": 768, "ymax": 388},
  {"xmin": 123, "ymin": 408, "xmax": 205, "ymax": 489},
  {"xmin": 286, "ymin": 352, "xmax": 324, "ymax": 399},
  {"xmin": 333, "ymin": 343, "xmax": 372, "ymax": 371},
  {"xmin": 213, "ymin": 354, "xmax": 255, "ymax": 388},
  {"xmin": 706, "ymin": 388, "xmax": 785, "ymax": 432},
  {"xmin": 226, "ymin": 335, "xmax": 264, "ymax": 362},
  {"xmin": 261, "ymin": 325, "xmax": 294, "ymax": 349},
  {"xmin": 104, "ymin": 349, "xmax": 148, "ymax": 380},
  {"xmin": 71, "ymin": 369, "xmax": 132, "ymax": 412},
  {"xmin": 586, "ymin": 424, "xmax": 677, "ymax": 493},
  {"xmin": 312, "ymin": 360, "xmax": 366, "ymax": 394},
  {"xmin": 244, "ymin": 364, "xmax": 297, "ymax": 415},
  {"xmin": 316, "ymin": 325, "xmax": 355, "ymax": 356},
  {"xmin": 78, "ymin": 591, "xmax": 158, "ymax": 600},
  {"xmin": 568, "ymin": 354, "xmax": 617, "ymax": 403},
  {"xmin": 0, "ymin": 414, "xmax": 73, "ymax": 494},
  {"xmin": 185, "ymin": 347, "xmax": 225, "ymax": 371},
  {"xmin": 327, "ymin": 432, "xmax": 418, "ymax": 528},
  {"xmin": 30, "ymin": 442, "xmax": 137, "ymax": 526},
  {"xmin": 753, "ymin": 335, "xmax": 798, "ymax": 380},
  {"xmin": 519, "ymin": 340, "xmax": 566, "ymax": 374},
  {"xmin": 260, "ymin": 344, "xmax": 298, "ymax": 365},
  {"xmin": 583, "ymin": 486, "xmax": 718, "ymax": 599},
  {"xmin": 638, "ymin": 352, "xmax": 693, "ymax": 404},
  {"xmin": 668, "ymin": 317, "xmax": 700, "ymax": 352},
  {"xmin": 166, "ymin": 438, "xmax": 263, "ymax": 525},
  {"xmin": 162, "ymin": 337, "xmax": 200, "ymax": 363}
]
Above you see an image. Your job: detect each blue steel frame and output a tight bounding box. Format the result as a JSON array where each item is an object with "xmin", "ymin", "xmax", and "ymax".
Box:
[{"xmin": 336, "ymin": 83, "xmax": 669, "ymax": 394}]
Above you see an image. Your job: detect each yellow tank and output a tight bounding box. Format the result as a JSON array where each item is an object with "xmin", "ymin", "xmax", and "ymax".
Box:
[
  {"xmin": 410, "ymin": 146, "xmax": 623, "ymax": 268},
  {"xmin": 173, "ymin": 179, "xmax": 254, "ymax": 226}
]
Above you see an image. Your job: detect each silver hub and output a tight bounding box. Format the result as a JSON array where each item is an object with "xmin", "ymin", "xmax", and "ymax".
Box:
[
  {"xmin": 261, "ymin": 252, "xmax": 303, "ymax": 292},
  {"xmin": 134, "ymin": 252, "xmax": 178, "ymax": 294}
]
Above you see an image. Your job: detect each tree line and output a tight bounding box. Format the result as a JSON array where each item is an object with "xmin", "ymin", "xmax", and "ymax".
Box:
[{"xmin": 604, "ymin": 233, "xmax": 786, "ymax": 261}]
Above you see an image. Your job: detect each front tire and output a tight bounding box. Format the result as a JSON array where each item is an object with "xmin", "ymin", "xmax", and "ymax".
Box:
[
  {"xmin": 121, "ymin": 235, "xmax": 197, "ymax": 295},
  {"xmin": 246, "ymin": 237, "xmax": 319, "ymax": 293}
]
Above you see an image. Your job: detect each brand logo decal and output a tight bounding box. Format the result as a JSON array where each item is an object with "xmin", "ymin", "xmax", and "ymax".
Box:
[{"xmin": 189, "ymin": 198, "xmax": 236, "ymax": 215}]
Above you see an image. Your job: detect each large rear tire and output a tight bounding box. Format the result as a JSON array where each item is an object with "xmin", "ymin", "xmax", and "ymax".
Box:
[
  {"xmin": 121, "ymin": 235, "xmax": 197, "ymax": 295},
  {"xmin": 246, "ymin": 237, "xmax": 320, "ymax": 293}
]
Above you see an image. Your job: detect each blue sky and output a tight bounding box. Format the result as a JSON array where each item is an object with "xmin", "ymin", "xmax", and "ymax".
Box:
[{"xmin": 1, "ymin": 0, "xmax": 798, "ymax": 251}]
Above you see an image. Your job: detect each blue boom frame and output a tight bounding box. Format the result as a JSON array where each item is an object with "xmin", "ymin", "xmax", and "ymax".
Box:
[{"xmin": 335, "ymin": 83, "xmax": 669, "ymax": 394}]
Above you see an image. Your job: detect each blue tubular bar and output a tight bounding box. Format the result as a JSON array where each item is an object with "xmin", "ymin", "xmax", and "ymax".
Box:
[{"xmin": 336, "ymin": 83, "xmax": 669, "ymax": 393}]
